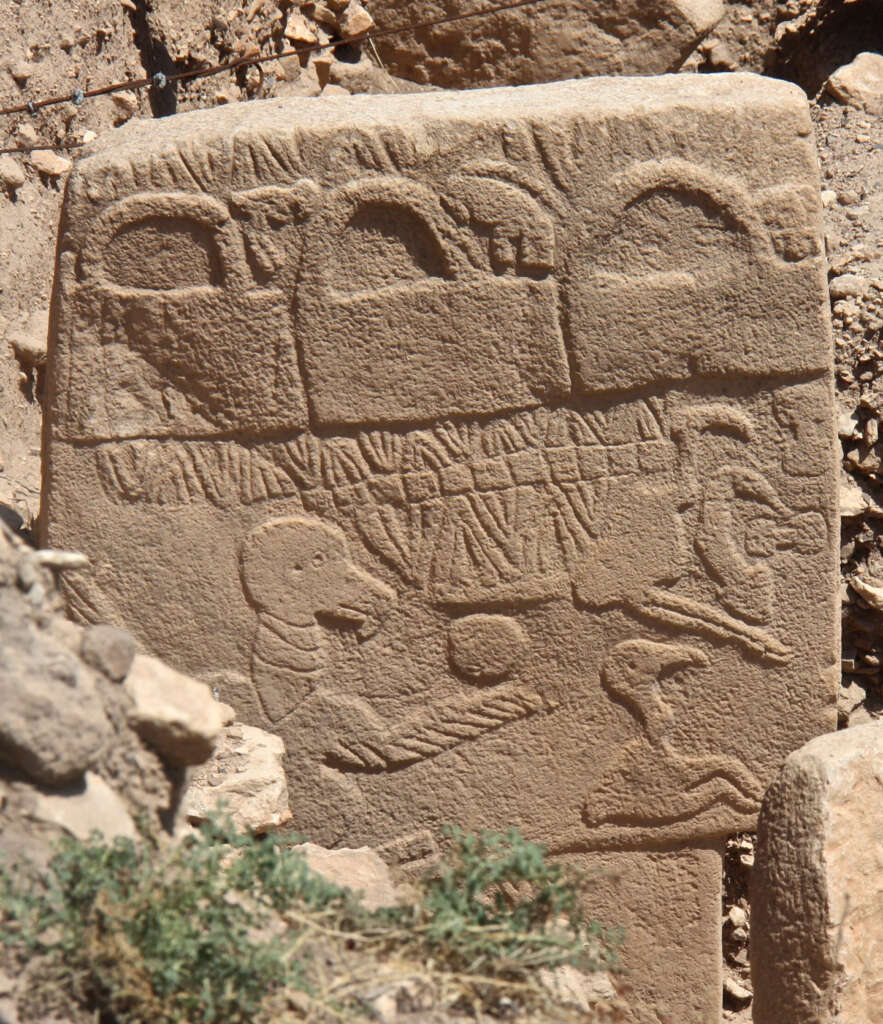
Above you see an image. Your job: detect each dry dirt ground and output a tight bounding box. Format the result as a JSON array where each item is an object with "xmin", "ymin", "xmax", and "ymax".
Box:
[{"xmin": 1, "ymin": 1, "xmax": 882, "ymax": 1020}]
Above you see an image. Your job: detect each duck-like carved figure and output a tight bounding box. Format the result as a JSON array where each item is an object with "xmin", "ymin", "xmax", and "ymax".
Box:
[
  {"xmin": 240, "ymin": 515, "xmax": 395, "ymax": 723},
  {"xmin": 583, "ymin": 638, "xmax": 764, "ymax": 838}
]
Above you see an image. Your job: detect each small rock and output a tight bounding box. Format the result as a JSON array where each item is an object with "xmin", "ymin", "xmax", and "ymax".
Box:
[
  {"xmin": 295, "ymin": 844, "xmax": 399, "ymax": 911},
  {"xmin": 10, "ymin": 61, "xmax": 37, "ymax": 85},
  {"xmin": 284, "ymin": 11, "xmax": 317, "ymax": 44},
  {"xmin": 320, "ymin": 83, "xmax": 350, "ymax": 97},
  {"xmin": 111, "ymin": 90, "xmax": 139, "ymax": 122},
  {"xmin": 839, "ymin": 680, "xmax": 867, "ymax": 717},
  {"xmin": 213, "ymin": 86, "xmax": 239, "ymax": 105},
  {"xmin": 28, "ymin": 149, "xmax": 72, "ymax": 177},
  {"xmin": 124, "ymin": 654, "xmax": 224, "ymax": 765},
  {"xmin": 15, "ymin": 124, "xmax": 37, "ymax": 147},
  {"xmin": 705, "ymin": 40, "xmax": 738, "ymax": 70},
  {"xmin": 32, "ymin": 772, "xmax": 136, "ymax": 842},
  {"xmin": 727, "ymin": 905, "xmax": 748, "ymax": 929},
  {"xmin": 539, "ymin": 965, "xmax": 617, "ymax": 1013},
  {"xmin": 0, "ymin": 155, "xmax": 26, "ymax": 190},
  {"xmin": 829, "ymin": 274, "xmax": 870, "ymax": 300},
  {"xmin": 310, "ymin": 2, "xmax": 340, "ymax": 30},
  {"xmin": 81, "ymin": 129, "xmax": 97, "ymax": 144},
  {"xmin": 7, "ymin": 308, "xmax": 49, "ymax": 366},
  {"xmin": 311, "ymin": 50, "xmax": 334, "ymax": 88},
  {"xmin": 826, "ymin": 52, "xmax": 883, "ymax": 116},
  {"xmin": 849, "ymin": 574, "xmax": 883, "ymax": 612},
  {"xmin": 182, "ymin": 723, "xmax": 291, "ymax": 833},
  {"xmin": 837, "ymin": 405, "xmax": 860, "ymax": 438},
  {"xmin": 723, "ymin": 977, "xmax": 752, "ymax": 1009},
  {"xmin": 277, "ymin": 53, "xmax": 302, "ymax": 81},
  {"xmin": 112, "ymin": 89, "xmax": 139, "ymax": 113},
  {"xmin": 839, "ymin": 475, "xmax": 865, "ymax": 516},
  {"xmin": 81, "ymin": 624, "xmax": 136, "ymax": 682},
  {"xmin": 277, "ymin": 58, "xmax": 323, "ymax": 97},
  {"xmin": 341, "ymin": 1, "xmax": 374, "ymax": 37}
]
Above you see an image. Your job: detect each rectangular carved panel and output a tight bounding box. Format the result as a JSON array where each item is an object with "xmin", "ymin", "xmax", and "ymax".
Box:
[{"xmin": 43, "ymin": 74, "xmax": 838, "ymax": 1023}]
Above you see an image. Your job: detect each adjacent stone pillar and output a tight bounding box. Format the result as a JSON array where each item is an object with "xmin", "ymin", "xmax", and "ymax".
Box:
[{"xmin": 752, "ymin": 722, "xmax": 883, "ymax": 1024}]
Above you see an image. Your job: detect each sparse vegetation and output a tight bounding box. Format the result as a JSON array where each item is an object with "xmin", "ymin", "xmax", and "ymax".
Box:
[{"xmin": 0, "ymin": 818, "xmax": 623, "ymax": 1023}]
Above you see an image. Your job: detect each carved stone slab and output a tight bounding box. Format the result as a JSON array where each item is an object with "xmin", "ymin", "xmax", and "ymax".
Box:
[{"xmin": 42, "ymin": 75, "xmax": 837, "ymax": 1022}]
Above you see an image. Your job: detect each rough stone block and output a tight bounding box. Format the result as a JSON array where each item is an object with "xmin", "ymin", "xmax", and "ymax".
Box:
[
  {"xmin": 124, "ymin": 655, "xmax": 225, "ymax": 765},
  {"xmin": 374, "ymin": 1, "xmax": 725, "ymax": 89},
  {"xmin": 183, "ymin": 722, "xmax": 291, "ymax": 833},
  {"xmin": 43, "ymin": 75, "xmax": 837, "ymax": 1022},
  {"xmin": 752, "ymin": 722, "xmax": 883, "ymax": 1024}
]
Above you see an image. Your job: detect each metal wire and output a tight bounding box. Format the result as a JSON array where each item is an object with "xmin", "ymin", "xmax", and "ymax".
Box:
[{"xmin": 0, "ymin": 0, "xmax": 554, "ymax": 118}]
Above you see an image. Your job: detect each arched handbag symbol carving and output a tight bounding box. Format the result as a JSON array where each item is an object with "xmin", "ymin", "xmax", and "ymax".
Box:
[
  {"xmin": 75, "ymin": 191, "xmax": 309, "ymax": 436},
  {"xmin": 296, "ymin": 175, "xmax": 571, "ymax": 429},
  {"xmin": 567, "ymin": 158, "xmax": 823, "ymax": 393},
  {"xmin": 240, "ymin": 515, "xmax": 396, "ymax": 723}
]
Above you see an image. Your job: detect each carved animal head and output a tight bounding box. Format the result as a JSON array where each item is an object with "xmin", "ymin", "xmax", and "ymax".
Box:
[
  {"xmin": 241, "ymin": 515, "xmax": 395, "ymax": 637},
  {"xmin": 602, "ymin": 639, "xmax": 709, "ymax": 740}
]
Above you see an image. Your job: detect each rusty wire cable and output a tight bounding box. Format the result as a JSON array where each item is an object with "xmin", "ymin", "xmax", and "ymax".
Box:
[{"xmin": 0, "ymin": 0, "xmax": 555, "ymax": 125}]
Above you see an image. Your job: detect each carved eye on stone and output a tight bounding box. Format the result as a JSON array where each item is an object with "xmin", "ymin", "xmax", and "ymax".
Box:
[{"xmin": 312, "ymin": 551, "xmax": 327, "ymax": 568}]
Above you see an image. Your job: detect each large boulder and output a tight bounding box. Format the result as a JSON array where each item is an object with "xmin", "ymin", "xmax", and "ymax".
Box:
[
  {"xmin": 0, "ymin": 594, "xmax": 109, "ymax": 787},
  {"xmin": 373, "ymin": 0, "xmax": 724, "ymax": 88},
  {"xmin": 752, "ymin": 721, "xmax": 883, "ymax": 1024}
]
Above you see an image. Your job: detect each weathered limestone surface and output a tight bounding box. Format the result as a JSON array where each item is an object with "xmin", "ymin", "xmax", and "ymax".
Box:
[
  {"xmin": 42, "ymin": 75, "xmax": 837, "ymax": 1022},
  {"xmin": 374, "ymin": 1, "xmax": 725, "ymax": 89},
  {"xmin": 752, "ymin": 721, "xmax": 883, "ymax": 1024},
  {"xmin": 183, "ymin": 722, "xmax": 292, "ymax": 834}
]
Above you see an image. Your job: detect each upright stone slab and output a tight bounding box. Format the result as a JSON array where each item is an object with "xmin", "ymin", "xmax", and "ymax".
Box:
[
  {"xmin": 752, "ymin": 722, "xmax": 883, "ymax": 1024},
  {"xmin": 43, "ymin": 75, "xmax": 837, "ymax": 1022}
]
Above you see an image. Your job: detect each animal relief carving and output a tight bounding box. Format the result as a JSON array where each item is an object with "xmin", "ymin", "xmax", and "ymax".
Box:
[
  {"xmin": 241, "ymin": 516, "xmax": 395, "ymax": 722},
  {"xmin": 43, "ymin": 76, "xmax": 837, "ymax": 1024},
  {"xmin": 583, "ymin": 639, "xmax": 764, "ymax": 847}
]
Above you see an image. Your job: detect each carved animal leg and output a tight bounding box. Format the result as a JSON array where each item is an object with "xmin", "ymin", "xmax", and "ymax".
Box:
[
  {"xmin": 635, "ymin": 587, "xmax": 792, "ymax": 664},
  {"xmin": 326, "ymin": 684, "xmax": 547, "ymax": 772}
]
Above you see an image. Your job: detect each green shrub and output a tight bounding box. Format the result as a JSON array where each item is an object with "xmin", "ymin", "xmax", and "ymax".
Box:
[{"xmin": 0, "ymin": 818, "xmax": 622, "ymax": 1023}]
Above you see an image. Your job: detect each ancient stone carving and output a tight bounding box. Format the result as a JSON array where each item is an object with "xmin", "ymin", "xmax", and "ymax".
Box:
[
  {"xmin": 43, "ymin": 76, "xmax": 837, "ymax": 1024},
  {"xmin": 297, "ymin": 174, "xmax": 569, "ymax": 428},
  {"xmin": 240, "ymin": 516, "xmax": 395, "ymax": 722},
  {"xmin": 448, "ymin": 614, "xmax": 527, "ymax": 682},
  {"xmin": 582, "ymin": 639, "xmax": 764, "ymax": 846}
]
